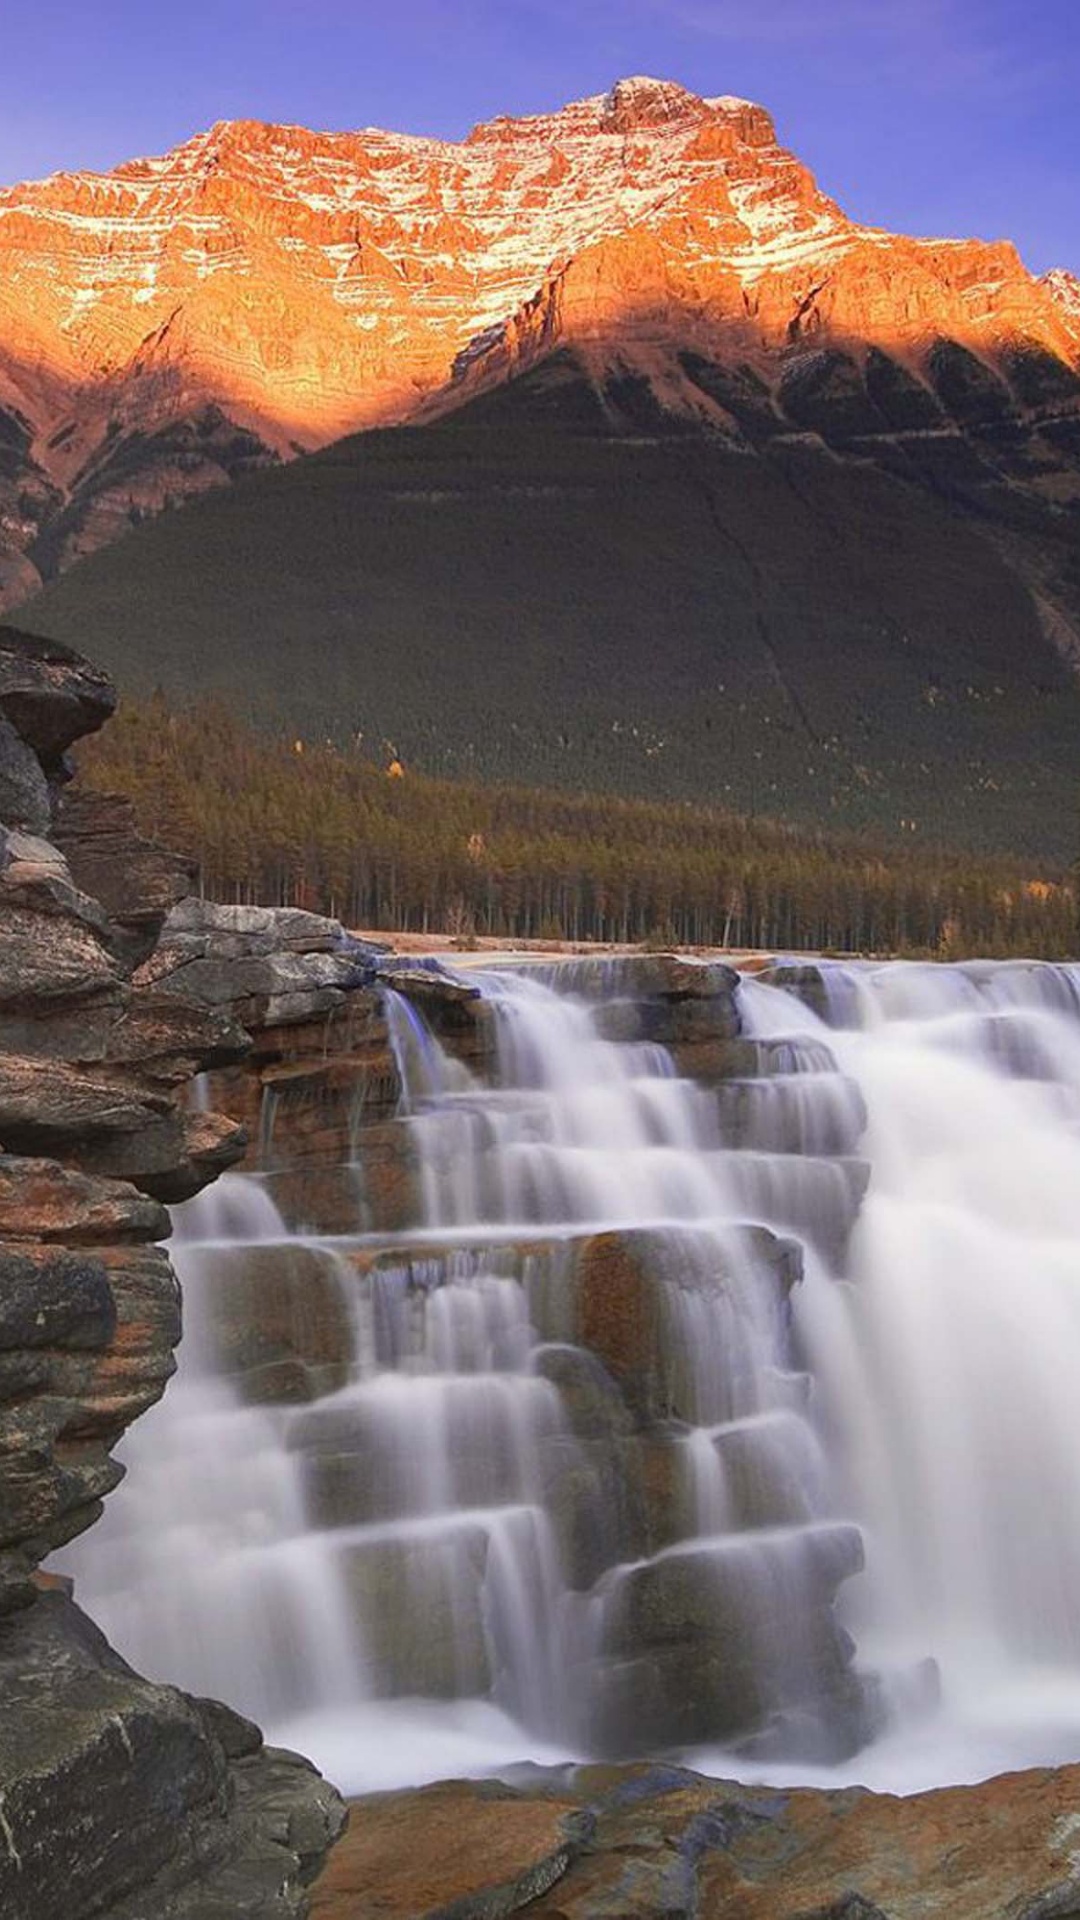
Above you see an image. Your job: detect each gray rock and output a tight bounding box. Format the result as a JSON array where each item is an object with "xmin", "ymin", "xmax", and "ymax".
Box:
[
  {"xmin": 0, "ymin": 1593, "xmax": 345, "ymax": 1920},
  {"xmin": 0, "ymin": 716, "xmax": 50, "ymax": 832},
  {"xmin": 0, "ymin": 903, "xmax": 119, "ymax": 1009},
  {"xmin": 0, "ymin": 1246, "xmax": 116, "ymax": 1352},
  {"xmin": 0, "ymin": 624, "xmax": 115, "ymax": 765}
]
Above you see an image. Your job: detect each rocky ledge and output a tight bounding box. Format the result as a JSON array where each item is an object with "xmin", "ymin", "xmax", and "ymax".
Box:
[
  {"xmin": 0, "ymin": 624, "xmax": 344, "ymax": 1917},
  {"xmin": 311, "ymin": 1763, "xmax": 1080, "ymax": 1920}
]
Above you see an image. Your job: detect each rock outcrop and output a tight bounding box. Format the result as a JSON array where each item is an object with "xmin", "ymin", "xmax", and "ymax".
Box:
[
  {"xmin": 0, "ymin": 624, "xmax": 344, "ymax": 1916},
  {"xmin": 1, "ymin": 78, "xmax": 1077, "ymax": 603},
  {"xmin": 310, "ymin": 1761, "xmax": 1080, "ymax": 1920}
]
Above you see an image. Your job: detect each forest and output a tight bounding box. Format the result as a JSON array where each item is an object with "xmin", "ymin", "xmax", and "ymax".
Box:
[{"xmin": 79, "ymin": 695, "xmax": 1077, "ymax": 959}]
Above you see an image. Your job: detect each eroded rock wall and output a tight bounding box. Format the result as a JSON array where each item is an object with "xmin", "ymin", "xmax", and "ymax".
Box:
[{"xmin": 0, "ymin": 624, "xmax": 344, "ymax": 1917}]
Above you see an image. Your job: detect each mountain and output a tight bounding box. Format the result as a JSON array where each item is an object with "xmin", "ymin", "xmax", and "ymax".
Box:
[{"xmin": 10, "ymin": 78, "xmax": 1080, "ymax": 856}]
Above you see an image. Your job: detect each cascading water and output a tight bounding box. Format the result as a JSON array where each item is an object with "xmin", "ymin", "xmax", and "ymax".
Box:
[
  {"xmin": 739, "ymin": 959, "xmax": 1080, "ymax": 1786},
  {"xmin": 56, "ymin": 954, "xmax": 1080, "ymax": 1796}
]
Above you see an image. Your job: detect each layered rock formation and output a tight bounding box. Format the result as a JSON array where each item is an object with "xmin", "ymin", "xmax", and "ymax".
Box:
[
  {"xmin": 150, "ymin": 931, "xmax": 871, "ymax": 1758},
  {"xmin": 1, "ymin": 76, "xmax": 1077, "ymax": 603},
  {"xmin": 0, "ymin": 625, "xmax": 344, "ymax": 1917}
]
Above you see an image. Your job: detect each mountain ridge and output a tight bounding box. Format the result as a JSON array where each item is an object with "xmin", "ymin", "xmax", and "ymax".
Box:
[{"xmin": 2, "ymin": 76, "xmax": 1078, "ymax": 606}]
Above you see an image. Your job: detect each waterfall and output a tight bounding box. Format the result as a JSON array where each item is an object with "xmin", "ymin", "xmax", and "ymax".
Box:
[
  {"xmin": 741, "ymin": 959, "xmax": 1080, "ymax": 1786},
  {"xmin": 55, "ymin": 956, "xmax": 1080, "ymax": 1795}
]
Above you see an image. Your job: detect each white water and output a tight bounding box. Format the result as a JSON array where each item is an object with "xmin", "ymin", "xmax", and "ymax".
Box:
[
  {"xmin": 733, "ymin": 959, "xmax": 1080, "ymax": 1790},
  {"xmin": 56, "ymin": 956, "xmax": 1080, "ymax": 1795}
]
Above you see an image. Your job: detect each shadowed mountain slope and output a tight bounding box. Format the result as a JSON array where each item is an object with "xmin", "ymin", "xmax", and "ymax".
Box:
[{"xmin": 24, "ymin": 349, "xmax": 1080, "ymax": 859}]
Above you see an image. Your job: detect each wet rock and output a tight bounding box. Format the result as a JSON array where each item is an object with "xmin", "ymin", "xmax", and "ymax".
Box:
[
  {"xmin": 668, "ymin": 1031, "xmax": 838, "ymax": 1082},
  {"xmin": 592, "ymin": 1525, "xmax": 865, "ymax": 1752},
  {"xmin": 756, "ymin": 962, "xmax": 834, "ymax": 1023},
  {"xmin": 533, "ymin": 1343, "xmax": 633, "ymax": 1442},
  {"xmin": 709, "ymin": 1410, "xmax": 818, "ymax": 1529},
  {"xmin": 335, "ymin": 1526, "xmax": 491, "ymax": 1697},
  {"xmin": 310, "ymin": 1778, "xmax": 586, "ymax": 1920},
  {"xmin": 197, "ymin": 1243, "xmax": 354, "ymax": 1403},
  {"xmin": 572, "ymin": 1227, "xmax": 800, "ymax": 1426},
  {"xmin": 353, "ymin": 1119, "xmax": 422, "ymax": 1233}
]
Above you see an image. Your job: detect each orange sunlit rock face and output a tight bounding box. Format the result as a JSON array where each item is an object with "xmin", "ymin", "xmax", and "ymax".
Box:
[{"xmin": 0, "ymin": 75, "xmax": 1077, "ymax": 604}]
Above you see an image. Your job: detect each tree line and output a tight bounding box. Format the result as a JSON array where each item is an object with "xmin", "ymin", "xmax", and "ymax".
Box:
[{"xmin": 78, "ymin": 694, "xmax": 1077, "ymax": 959}]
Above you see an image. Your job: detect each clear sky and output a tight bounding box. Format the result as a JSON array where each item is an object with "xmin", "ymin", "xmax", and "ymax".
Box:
[{"xmin": 2, "ymin": 0, "xmax": 1076, "ymax": 274}]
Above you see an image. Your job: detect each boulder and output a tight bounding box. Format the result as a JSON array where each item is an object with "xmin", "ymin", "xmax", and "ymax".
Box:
[{"xmin": 0, "ymin": 1592, "xmax": 344, "ymax": 1920}]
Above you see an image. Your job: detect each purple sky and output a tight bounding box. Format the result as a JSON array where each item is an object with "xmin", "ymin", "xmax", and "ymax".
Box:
[{"xmin": 4, "ymin": 0, "xmax": 1076, "ymax": 274}]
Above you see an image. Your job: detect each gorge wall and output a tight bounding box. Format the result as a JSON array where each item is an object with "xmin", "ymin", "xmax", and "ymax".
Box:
[
  {"xmin": 0, "ymin": 623, "xmax": 344, "ymax": 1919},
  {"xmin": 75, "ymin": 914, "xmax": 1080, "ymax": 1920}
]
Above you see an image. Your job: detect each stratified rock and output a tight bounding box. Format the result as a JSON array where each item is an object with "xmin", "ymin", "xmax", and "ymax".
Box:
[
  {"xmin": 53, "ymin": 787, "xmax": 195, "ymax": 968},
  {"xmin": 0, "ymin": 1156, "xmax": 169, "ymax": 1244},
  {"xmin": 0, "ymin": 632, "xmax": 346, "ymax": 1912}
]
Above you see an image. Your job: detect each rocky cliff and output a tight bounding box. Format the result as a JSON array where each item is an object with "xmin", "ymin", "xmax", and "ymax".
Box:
[
  {"xmin": 1, "ymin": 76, "xmax": 1077, "ymax": 603},
  {"xmin": 0, "ymin": 624, "xmax": 344, "ymax": 1917}
]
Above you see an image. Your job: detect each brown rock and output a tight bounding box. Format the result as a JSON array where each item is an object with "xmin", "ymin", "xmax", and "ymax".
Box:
[
  {"xmin": 309, "ymin": 1780, "xmax": 585, "ymax": 1920},
  {"xmin": 573, "ymin": 1226, "xmax": 800, "ymax": 1425},
  {"xmin": 0, "ymin": 1155, "xmax": 169, "ymax": 1244},
  {"xmin": 312, "ymin": 1761, "xmax": 1080, "ymax": 1920}
]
